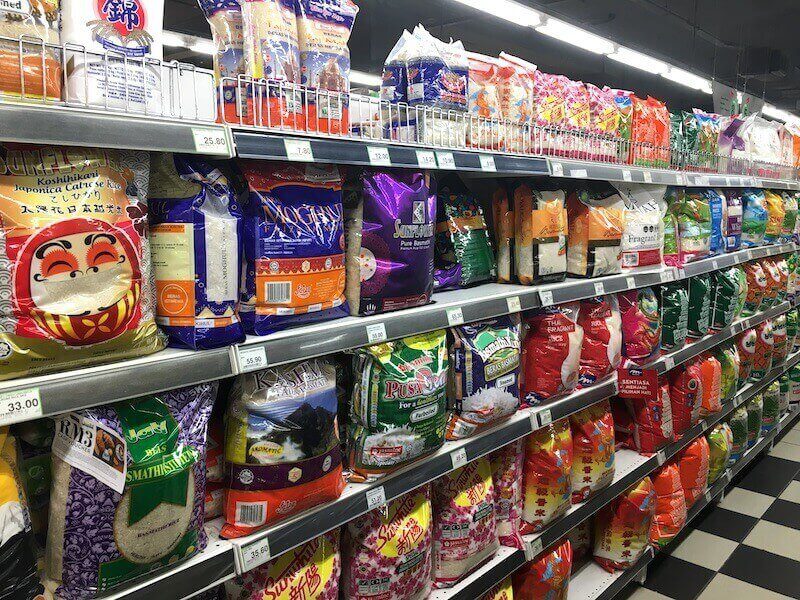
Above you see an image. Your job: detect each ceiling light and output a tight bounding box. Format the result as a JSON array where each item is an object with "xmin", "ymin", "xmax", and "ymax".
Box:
[
  {"xmin": 762, "ymin": 103, "xmax": 796, "ymax": 122},
  {"xmin": 661, "ymin": 67, "xmax": 712, "ymax": 94},
  {"xmin": 535, "ymin": 18, "xmax": 616, "ymax": 54},
  {"xmin": 450, "ymin": 0, "xmax": 541, "ymax": 27},
  {"xmin": 607, "ymin": 46, "xmax": 668, "ymax": 75},
  {"xmin": 350, "ymin": 70, "xmax": 382, "ymax": 87}
]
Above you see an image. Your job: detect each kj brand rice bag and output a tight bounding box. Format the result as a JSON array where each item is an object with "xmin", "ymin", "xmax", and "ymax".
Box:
[
  {"xmin": 750, "ymin": 320, "xmax": 774, "ymax": 382},
  {"xmin": 669, "ymin": 361, "xmax": 703, "ymax": 435},
  {"xmin": 729, "ymin": 405, "xmax": 748, "ymax": 464},
  {"xmin": 622, "ymin": 377, "xmax": 674, "ymax": 453},
  {"xmin": 446, "ymin": 316, "xmax": 521, "ymax": 440},
  {"xmin": 698, "ymin": 353, "xmax": 722, "ymax": 418},
  {"xmin": 577, "ymin": 296, "xmax": 623, "ymax": 387},
  {"xmin": 0, "ymin": 145, "xmax": 165, "ymax": 381},
  {"xmin": 483, "ymin": 578, "xmax": 514, "ymax": 600},
  {"xmin": 45, "ymin": 383, "xmax": 216, "ymax": 597},
  {"xmin": 677, "ymin": 437, "xmax": 710, "ymax": 508},
  {"xmin": 710, "ymin": 268, "xmax": 740, "ymax": 331},
  {"xmin": 747, "ymin": 394, "xmax": 763, "ymax": 447},
  {"xmin": 772, "ymin": 313, "xmax": 789, "ymax": 366},
  {"xmin": 489, "ymin": 440, "xmax": 524, "ymax": 549},
  {"xmin": 149, "ymin": 154, "xmax": 245, "ymax": 350},
  {"xmin": 569, "ymin": 400, "xmax": 615, "ymax": 503},
  {"xmin": 513, "ymin": 539, "xmax": 572, "ymax": 600},
  {"xmin": 345, "ymin": 170, "xmax": 435, "ymax": 316},
  {"xmin": 724, "ymin": 190, "xmax": 743, "ymax": 252},
  {"xmin": 714, "ymin": 343, "xmax": 740, "ymax": 401},
  {"xmin": 350, "ymin": 331, "xmax": 447, "ymax": 480},
  {"xmin": 432, "ymin": 458, "xmax": 499, "ymax": 588},
  {"xmin": 619, "ymin": 287, "xmax": 662, "ymax": 365},
  {"xmin": 226, "ymin": 531, "xmax": 340, "ymax": 600},
  {"xmin": 706, "ymin": 189, "xmax": 727, "ymax": 256},
  {"xmin": 742, "ymin": 261, "xmax": 767, "ymax": 316},
  {"xmin": 660, "ymin": 283, "xmax": 689, "ymax": 352},
  {"xmin": 566, "ymin": 184, "xmax": 624, "ymax": 278},
  {"xmin": 707, "ymin": 424, "xmax": 733, "ymax": 483},
  {"xmin": 614, "ymin": 183, "xmax": 667, "ymax": 268},
  {"xmin": 687, "ymin": 274, "xmax": 711, "ymax": 338},
  {"xmin": 764, "ymin": 190, "xmax": 786, "ymax": 244},
  {"xmin": 521, "ymin": 420, "xmax": 573, "ymax": 533},
  {"xmin": 567, "ymin": 520, "xmax": 592, "ymax": 562},
  {"xmin": 742, "ymin": 189, "xmax": 768, "ymax": 248},
  {"xmin": 342, "ymin": 486, "xmax": 432, "ymax": 600},
  {"xmin": 649, "ymin": 462, "xmax": 686, "ymax": 548},
  {"xmin": 672, "ymin": 189, "xmax": 712, "ymax": 264},
  {"xmin": 593, "ymin": 477, "xmax": 655, "ymax": 572},
  {"xmin": 762, "ymin": 381, "xmax": 781, "ymax": 433},
  {"xmin": 222, "ymin": 360, "xmax": 344, "ymax": 538},
  {"xmin": 737, "ymin": 329, "xmax": 757, "ymax": 387}
]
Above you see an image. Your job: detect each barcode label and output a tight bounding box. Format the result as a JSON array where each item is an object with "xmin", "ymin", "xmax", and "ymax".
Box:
[
  {"xmin": 594, "ymin": 282, "xmax": 605, "ymax": 295},
  {"xmin": 266, "ymin": 282, "xmax": 291, "ymax": 304},
  {"xmin": 506, "ymin": 296, "xmax": 522, "ymax": 313},
  {"xmin": 366, "ymin": 323, "xmax": 387, "ymax": 344},
  {"xmin": 664, "ymin": 356, "xmax": 675, "ymax": 370},
  {"xmin": 235, "ymin": 501, "xmax": 267, "ymax": 527},
  {"xmin": 626, "ymin": 276, "xmax": 636, "ymax": 289},
  {"xmin": 538, "ymin": 409, "xmax": 553, "ymax": 427},
  {"xmin": 643, "ymin": 172, "xmax": 653, "ymax": 183},
  {"xmin": 551, "ymin": 163, "xmax": 564, "ymax": 176},
  {"xmin": 540, "ymin": 290, "xmax": 554, "ymax": 306},
  {"xmin": 451, "ymin": 448, "xmax": 468, "ymax": 469}
]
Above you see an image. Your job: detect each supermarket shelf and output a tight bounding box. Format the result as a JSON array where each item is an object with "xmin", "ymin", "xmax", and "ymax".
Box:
[{"xmin": 678, "ymin": 243, "xmax": 797, "ymax": 278}]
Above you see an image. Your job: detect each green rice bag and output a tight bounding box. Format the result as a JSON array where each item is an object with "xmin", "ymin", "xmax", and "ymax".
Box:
[
  {"xmin": 714, "ymin": 343, "xmax": 739, "ymax": 401},
  {"xmin": 762, "ymin": 381, "xmax": 780, "ymax": 434},
  {"xmin": 710, "ymin": 267, "xmax": 740, "ymax": 331},
  {"xmin": 729, "ymin": 406, "xmax": 748, "ymax": 464},
  {"xmin": 663, "ymin": 209, "xmax": 679, "ymax": 266},
  {"xmin": 747, "ymin": 394, "xmax": 763, "ymax": 448},
  {"xmin": 707, "ymin": 423, "xmax": 732, "ymax": 483},
  {"xmin": 734, "ymin": 266, "xmax": 748, "ymax": 319},
  {"xmin": 790, "ymin": 365, "xmax": 800, "ymax": 405},
  {"xmin": 687, "ymin": 274, "xmax": 711, "ymax": 338},
  {"xmin": 788, "ymin": 308, "xmax": 799, "ymax": 353},
  {"xmin": 781, "ymin": 192, "xmax": 798, "ymax": 242},
  {"xmin": 780, "ymin": 374, "xmax": 790, "ymax": 413},
  {"xmin": 736, "ymin": 329, "xmax": 756, "ymax": 388},
  {"xmin": 660, "ymin": 282, "xmax": 688, "ymax": 352}
]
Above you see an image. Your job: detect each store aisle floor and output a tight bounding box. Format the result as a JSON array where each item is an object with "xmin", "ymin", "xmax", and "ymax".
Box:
[{"xmin": 622, "ymin": 418, "xmax": 800, "ymax": 600}]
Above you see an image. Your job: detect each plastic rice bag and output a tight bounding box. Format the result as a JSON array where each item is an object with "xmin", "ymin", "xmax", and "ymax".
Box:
[
  {"xmin": 622, "ymin": 377, "xmax": 674, "ymax": 453},
  {"xmin": 570, "ymin": 400, "xmax": 615, "ymax": 503},
  {"xmin": 521, "ymin": 419, "xmax": 573, "ymax": 533},
  {"xmin": 663, "ymin": 205, "xmax": 680, "ymax": 267},
  {"xmin": 764, "ymin": 190, "xmax": 786, "ymax": 244},
  {"xmin": 729, "ymin": 406, "xmax": 748, "ymax": 464},
  {"xmin": 772, "ymin": 313, "xmax": 789, "ymax": 366},
  {"xmin": 781, "ymin": 374, "xmax": 791, "ymax": 414},
  {"xmin": 483, "ymin": 578, "xmax": 514, "ymax": 600},
  {"xmin": 432, "ymin": 458, "xmax": 499, "ymax": 588},
  {"xmin": 776, "ymin": 258, "xmax": 790, "ymax": 304},
  {"xmin": 792, "ymin": 366, "xmax": 800, "ymax": 405},
  {"xmin": 593, "ymin": 477, "xmax": 656, "ymax": 572},
  {"xmin": 513, "ymin": 539, "xmax": 572, "ymax": 600},
  {"xmin": 566, "ymin": 184, "xmax": 624, "ymax": 278},
  {"xmin": 567, "ymin": 520, "xmax": 592, "ymax": 562},
  {"xmin": 405, "ymin": 26, "xmax": 468, "ymax": 112},
  {"xmin": 492, "ymin": 185, "xmax": 514, "ymax": 284},
  {"xmin": 489, "ymin": 440, "xmax": 524, "ymax": 549},
  {"xmin": 587, "ymin": 83, "xmax": 621, "ymax": 161},
  {"xmin": 619, "ymin": 287, "xmax": 662, "ymax": 365},
  {"xmin": 521, "ymin": 305, "xmax": 584, "ymax": 405},
  {"xmin": 724, "ymin": 190, "xmax": 743, "ymax": 252},
  {"xmin": 671, "ymin": 189, "xmax": 712, "ymax": 264},
  {"xmin": 698, "ymin": 353, "xmax": 722, "ymax": 418},
  {"xmin": 350, "ymin": 331, "xmax": 447, "ymax": 480},
  {"xmin": 707, "ymin": 424, "xmax": 733, "ymax": 483},
  {"xmin": 677, "ymin": 437, "xmax": 710, "ymax": 508},
  {"xmin": 761, "ymin": 258, "xmax": 782, "ymax": 309},
  {"xmin": 669, "ymin": 360, "xmax": 703, "ymax": 435},
  {"xmin": 742, "ymin": 261, "xmax": 767, "ymax": 316},
  {"xmin": 446, "ymin": 316, "xmax": 521, "ymax": 440},
  {"xmin": 714, "ymin": 343, "xmax": 740, "ymax": 402},
  {"xmin": 381, "ymin": 29, "xmax": 412, "ymax": 105},
  {"xmin": 342, "ymin": 486, "xmax": 432, "ymax": 600},
  {"xmin": 614, "ymin": 183, "xmax": 667, "ymax": 268},
  {"xmin": 692, "ymin": 110, "xmax": 722, "ymax": 169},
  {"xmin": 563, "ymin": 78, "xmax": 590, "ymax": 137},
  {"xmin": 577, "ymin": 296, "xmax": 623, "ymax": 387},
  {"xmin": 687, "ymin": 274, "xmax": 711, "ymax": 338},
  {"xmin": 742, "ymin": 189, "xmax": 768, "ymax": 248},
  {"xmin": 762, "ymin": 381, "xmax": 781, "ymax": 433},
  {"xmin": 747, "ymin": 394, "xmax": 763, "ymax": 448},
  {"xmin": 781, "ymin": 192, "xmax": 799, "ymax": 242},
  {"xmin": 706, "ymin": 189, "xmax": 727, "ymax": 257},
  {"xmin": 734, "ymin": 265, "xmax": 748, "ymax": 317},
  {"xmin": 709, "ymin": 268, "xmax": 739, "ymax": 332},
  {"xmin": 533, "ymin": 71, "xmax": 567, "ymax": 152},
  {"xmin": 660, "ymin": 282, "xmax": 689, "ymax": 352},
  {"xmin": 466, "ymin": 52, "xmax": 504, "ymax": 149},
  {"xmin": 498, "ymin": 52, "xmax": 536, "ymax": 125},
  {"xmin": 198, "ymin": 0, "xmax": 245, "ymax": 123},
  {"xmin": 649, "ymin": 462, "xmax": 686, "ymax": 548},
  {"xmin": 788, "ymin": 309, "xmax": 798, "ymax": 352},
  {"xmin": 750, "ymin": 319, "xmax": 774, "ymax": 382},
  {"xmin": 737, "ymin": 329, "xmax": 757, "ymax": 387}
]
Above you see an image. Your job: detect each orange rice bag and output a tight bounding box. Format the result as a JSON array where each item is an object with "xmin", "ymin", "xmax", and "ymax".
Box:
[
  {"xmin": 513, "ymin": 539, "xmax": 572, "ymax": 600},
  {"xmin": 669, "ymin": 360, "xmax": 704, "ymax": 435},
  {"xmin": 698, "ymin": 353, "xmax": 722, "ymax": 418},
  {"xmin": 649, "ymin": 462, "xmax": 687, "ymax": 547},
  {"xmin": 570, "ymin": 400, "xmax": 615, "ymax": 503},
  {"xmin": 566, "ymin": 520, "xmax": 592, "ymax": 562},
  {"xmin": 677, "ymin": 437, "xmax": 710, "ymax": 508}
]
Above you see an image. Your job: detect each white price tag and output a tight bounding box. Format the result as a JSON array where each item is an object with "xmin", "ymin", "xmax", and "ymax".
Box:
[
  {"xmin": 552, "ymin": 163, "xmax": 564, "ymax": 177},
  {"xmin": 594, "ymin": 281, "xmax": 605, "ymax": 295},
  {"xmin": 660, "ymin": 270, "xmax": 675, "ymax": 283},
  {"xmin": 622, "ymin": 170, "xmax": 632, "ymax": 182},
  {"xmin": 237, "ymin": 346, "xmax": 267, "ymax": 373},
  {"xmin": 192, "ymin": 127, "xmax": 230, "ymax": 155},
  {"xmin": 712, "ymin": 259, "xmax": 719, "ymax": 270},
  {"xmin": 451, "ymin": 448, "xmax": 468, "ymax": 469},
  {"xmin": 725, "ymin": 177, "xmax": 733, "ymax": 186},
  {"xmin": 754, "ymin": 178, "xmax": 763, "ymax": 188},
  {"xmin": 664, "ymin": 356, "xmax": 675, "ymax": 371},
  {"xmin": 366, "ymin": 486, "xmax": 387, "ymax": 510},
  {"xmin": 675, "ymin": 174, "xmax": 685, "ymax": 185},
  {"xmin": 626, "ymin": 276, "xmax": 636, "ymax": 289},
  {"xmin": 643, "ymin": 171, "xmax": 653, "ymax": 183},
  {"xmin": 367, "ymin": 146, "xmax": 391, "ymax": 166},
  {"xmin": 657, "ymin": 450, "xmax": 666, "ymax": 466},
  {"xmin": 539, "ymin": 291, "xmax": 554, "ymax": 306},
  {"xmin": 527, "ymin": 536, "xmax": 544, "ymax": 559},
  {"xmin": 570, "ymin": 169, "xmax": 588, "ymax": 178},
  {"xmin": 747, "ymin": 249, "xmax": 754, "ymax": 260},
  {"xmin": 479, "ymin": 155, "xmax": 497, "ymax": 172},
  {"xmin": 446, "ymin": 307, "xmax": 464, "ymax": 326},
  {"xmin": 704, "ymin": 490, "xmax": 712, "ymax": 503},
  {"xmin": 506, "ymin": 296, "xmax": 522, "ymax": 313},
  {"xmin": 366, "ymin": 323, "xmax": 387, "ymax": 344},
  {"xmin": 538, "ymin": 409, "xmax": 553, "ymax": 427},
  {"xmin": 0, "ymin": 388, "xmax": 41, "ymax": 426},
  {"xmin": 436, "ymin": 152, "xmax": 456, "ymax": 170},
  {"xmin": 241, "ymin": 538, "xmax": 271, "ymax": 572},
  {"xmin": 416, "ymin": 150, "xmax": 437, "ymax": 169},
  {"xmin": 284, "ymin": 139, "xmax": 314, "ymax": 162}
]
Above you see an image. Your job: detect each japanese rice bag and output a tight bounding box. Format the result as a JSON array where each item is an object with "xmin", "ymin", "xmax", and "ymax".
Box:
[
  {"xmin": 466, "ymin": 52, "xmax": 504, "ymax": 149},
  {"xmin": 706, "ymin": 189, "xmax": 727, "ymax": 257},
  {"xmin": 569, "ymin": 400, "xmax": 615, "ymax": 503},
  {"xmin": 345, "ymin": 170, "xmax": 435, "ymax": 316},
  {"xmin": 342, "ymin": 486, "xmax": 432, "ymax": 600},
  {"xmin": 45, "ymin": 383, "xmax": 216, "ymax": 597},
  {"xmin": 772, "ymin": 313, "xmax": 789, "ymax": 366},
  {"xmin": 0, "ymin": 145, "xmax": 165, "ymax": 381},
  {"xmin": 687, "ymin": 274, "xmax": 711, "ymax": 338},
  {"xmin": 707, "ymin": 424, "xmax": 733, "ymax": 483},
  {"xmin": 239, "ymin": 161, "xmax": 348, "ymax": 334},
  {"xmin": 764, "ymin": 190, "xmax": 786, "ymax": 244},
  {"xmin": 660, "ymin": 282, "xmax": 689, "ymax": 352},
  {"xmin": 577, "ymin": 296, "xmax": 623, "ymax": 387},
  {"xmin": 222, "ymin": 360, "xmax": 344, "ymax": 538},
  {"xmin": 729, "ymin": 406, "xmax": 748, "ymax": 464},
  {"xmin": 737, "ymin": 329, "xmax": 757, "ymax": 387},
  {"xmin": 714, "ymin": 343, "xmax": 740, "ymax": 401},
  {"xmin": 761, "ymin": 258, "xmax": 782, "ymax": 309},
  {"xmin": 489, "ymin": 440, "xmax": 524, "ymax": 549},
  {"xmin": 613, "ymin": 182, "xmax": 666, "ymax": 268},
  {"xmin": 226, "ymin": 531, "xmax": 340, "ymax": 600},
  {"xmin": 747, "ymin": 394, "xmax": 763, "ymax": 447},
  {"xmin": 669, "ymin": 361, "xmax": 703, "ymax": 435},
  {"xmin": 521, "ymin": 305, "xmax": 583, "ymax": 405},
  {"xmin": 566, "ymin": 184, "xmax": 624, "ymax": 278},
  {"xmin": 198, "ymin": 0, "xmax": 245, "ymax": 124},
  {"xmin": 512, "ymin": 539, "xmax": 572, "ymax": 600},
  {"xmin": 432, "ymin": 458, "xmax": 499, "ymax": 588},
  {"xmin": 698, "ymin": 353, "xmax": 722, "ymax": 418},
  {"xmin": 498, "ymin": 52, "xmax": 536, "ymax": 125},
  {"xmin": 649, "ymin": 462, "xmax": 686, "ymax": 548},
  {"xmin": 350, "ymin": 331, "xmax": 447, "ymax": 480},
  {"xmin": 677, "ymin": 437, "xmax": 710, "ymax": 508},
  {"xmin": 672, "ymin": 188, "xmax": 712, "ymax": 264},
  {"xmin": 446, "ymin": 316, "xmax": 521, "ymax": 440},
  {"xmin": 781, "ymin": 192, "xmax": 799, "ymax": 242},
  {"xmin": 567, "ymin": 520, "xmax": 592, "ymax": 561},
  {"xmin": 622, "ymin": 377, "xmax": 674, "ymax": 453},
  {"xmin": 619, "ymin": 287, "xmax": 662, "ymax": 365},
  {"xmin": 742, "ymin": 189, "xmax": 768, "ymax": 248},
  {"xmin": 593, "ymin": 477, "xmax": 656, "ymax": 572},
  {"xmin": 521, "ymin": 419, "xmax": 573, "ymax": 533},
  {"xmin": 149, "ymin": 154, "xmax": 245, "ymax": 350},
  {"xmin": 750, "ymin": 319, "xmax": 774, "ymax": 382},
  {"xmin": 483, "ymin": 578, "xmax": 514, "ymax": 600},
  {"xmin": 724, "ymin": 190, "xmax": 743, "ymax": 252},
  {"xmin": 742, "ymin": 261, "xmax": 767, "ymax": 316},
  {"xmin": 710, "ymin": 268, "xmax": 740, "ymax": 331},
  {"xmin": 762, "ymin": 381, "xmax": 781, "ymax": 433}
]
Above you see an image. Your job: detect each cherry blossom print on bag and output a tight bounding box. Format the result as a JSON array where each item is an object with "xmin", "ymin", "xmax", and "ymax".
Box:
[{"xmin": 489, "ymin": 440, "xmax": 524, "ymax": 549}]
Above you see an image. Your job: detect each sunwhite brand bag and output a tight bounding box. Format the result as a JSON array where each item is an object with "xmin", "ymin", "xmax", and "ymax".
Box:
[{"xmin": 613, "ymin": 183, "xmax": 666, "ymax": 268}]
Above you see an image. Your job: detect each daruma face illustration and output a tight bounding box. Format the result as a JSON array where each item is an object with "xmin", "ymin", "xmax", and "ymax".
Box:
[{"xmin": 14, "ymin": 218, "xmax": 142, "ymax": 346}]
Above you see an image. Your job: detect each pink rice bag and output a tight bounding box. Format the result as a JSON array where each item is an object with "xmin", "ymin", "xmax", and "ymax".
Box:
[
  {"xmin": 619, "ymin": 287, "xmax": 662, "ymax": 366},
  {"xmin": 489, "ymin": 440, "xmax": 524, "ymax": 549},
  {"xmin": 587, "ymin": 83, "xmax": 620, "ymax": 162}
]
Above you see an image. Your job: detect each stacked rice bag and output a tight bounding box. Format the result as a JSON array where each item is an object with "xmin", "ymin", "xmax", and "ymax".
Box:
[
  {"xmin": 649, "ymin": 461, "xmax": 687, "ymax": 548},
  {"xmin": 747, "ymin": 394, "xmax": 764, "ymax": 447},
  {"xmin": 677, "ymin": 437, "xmax": 710, "ymax": 508},
  {"xmin": 707, "ymin": 424, "xmax": 733, "ymax": 483},
  {"xmin": 619, "ymin": 287, "xmax": 662, "ymax": 365},
  {"xmin": 513, "ymin": 539, "xmax": 572, "ymax": 600},
  {"xmin": 490, "ymin": 440, "xmax": 524, "ymax": 549},
  {"xmin": 569, "ymin": 401, "xmax": 615, "ymax": 503},
  {"xmin": 566, "ymin": 183, "xmax": 625, "ymax": 278},
  {"xmin": 521, "ymin": 420, "xmax": 573, "ymax": 533}
]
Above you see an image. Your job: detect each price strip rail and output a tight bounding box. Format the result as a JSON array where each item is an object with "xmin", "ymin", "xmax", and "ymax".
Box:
[{"xmin": 678, "ymin": 243, "xmax": 797, "ymax": 278}]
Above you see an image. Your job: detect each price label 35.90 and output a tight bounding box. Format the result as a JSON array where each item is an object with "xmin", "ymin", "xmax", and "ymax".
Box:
[{"xmin": 0, "ymin": 388, "xmax": 42, "ymax": 426}]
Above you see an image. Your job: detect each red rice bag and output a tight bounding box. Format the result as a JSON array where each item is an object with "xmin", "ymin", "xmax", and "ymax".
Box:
[
  {"xmin": 677, "ymin": 437, "xmax": 710, "ymax": 508},
  {"xmin": 577, "ymin": 295, "xmax": 623, "ymax": 387},
  {"xmin": 570, "ymin": 400, "xmax": 615, "ymax": 503},
  {"xmin": 669, "ymin": 360, "xmax": 703, "ymax": 435},
  {"xmin": 513, "ymin": 539, "xmax": 572, "ymax": 600},
  {"xmin": 522, "ymin": 419, "xmax": 573, "ymax": 533},
  {"xmin": 649, "ymin": 462, "xmax": 687, "ymax": 548},
  {"xmin": 622, "ymin": 377, "xmax": 674, "ymax": 453},
  {"xmin": 566, "ymin": 520, "xmax": 592, "ymax": 562},
  {"xmin": 489, "ymin": 440, "xmax": 524, "ymax": 549},
  {"xmin": 698, "ymin": 352, "xmax": 722, "ymax": 418},
  {"xmin": 761, "ymin": 258, "xmax": 781, "ymax": 308},
  {"xmin": 619, "ymin": 287, "xmax": 662, "ymax": 366}
]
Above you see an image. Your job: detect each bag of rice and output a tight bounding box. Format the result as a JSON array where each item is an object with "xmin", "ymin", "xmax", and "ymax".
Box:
[
  {"xmin": 729, "ymin": 405, "xmax": 748, "ymax": 464},
  {"xmin": 350, "ymin": 331, "xmax": 447, "ymax": 480},
  {"xmin": 698, "ymin": 353, "xmax": 722, "ymax": 418},
  {"xmin": 672, "ymin": 188, "xmax": 712, "ymax": 264},
  {"xmin": 788, "ymin": 309, "xmax": 799, "ymax": 352},
  {"xmin": 762, "ymin": 381, "xmax": 781, "ymax": 433},
  {"xmin": 714, "ymin": 343, "xmax": 740, "ymax": 402},
  {"xmin": 226, "ymin": 531, "xmax": 340, "ymax": 600},
  {"xmin": 489, "ymin": 440, "xmax": 524, "ymax": 549},
  {"xmin": 669, "ymin": 360, "xmax": 703, "ymax": 435},
  {"xmin": 492, "ymin": 184, "xmax": 514, "ymax": 284},
  {"xmin": 724, "ymin": 190, "xmax": 743, "ymax": 252},
  {"xmin": 342, "ymin": 486, "xmax": 432, "ymax": 600},
  {"xmin": 706, "ymin": 189, "xmax": 727, "ymax": 257},
  {"xmin": 619, "ymin": 287, "xmax": 662, "ymax": 365},
  {"xmin": 687, "ymin": 274, "xmax": 711, "ymax": 339},
  {"xmin": 446, "ymin": 316, "xmax": 521, "ymax": 440},
  {"xmin": 781, "ymin": 192, "xmax": 799, "ymax": 242},
  {"xmin": 788, "ymin": 254, "xmax": 798, "ymax": 297},
  {"xmin": 45, "ymin": 383, "xmax": 215, "ymax": 596},
  {"xmin": 593, "ymin": 477, "xmax": 655, "ymax": 572},
  {"xmin": 761, "ymin": 258, "xmax": 782, "ymax": 309},
  {"xmin": 780, "ymin": 374, "xmax": 791, "ymax": 413},
  {"xmin": 772, "ymin": 313, "xmax": 789, "ymax": 366},
  {"xmin": 734, "ymin": 266, "xmax": 748, "ymax": 318},
  {"xmin": 577, "ymin": 296, "xmax": 623, "ymax": 387},
  {"xmin": 737, "ymin": 329, "xmax": 757, "ymax": 387},
  {"xmin": 750, "ymin": 319, "xmax": 774, "ymax": 382},
  {"xmin": 567, "ymin": 520, "xmax": 592, "ymax": 562},
  {"xmin": 764, "ymin": 191, "xmax": 786, "ymax": 244},
  {"xmin": 746, "ymin": 394, "xmax": 764, "ymax": 448},
  {"xmin": 521, "ymin": 419, "xmax": 573, "ymax": 533},
  {"xmin": 405, "ymin": 26, "xmax": 469, "ymax": 113},
  {"xmin": 432, "ymin": 458, "xmax": 499, "ymax": 588},
  {"xmin": 707, "ymin": 424, "xmax": 733, "ymax": 483},
  {"xmin": 569, "ymin": 400, "xmax": 615, "ymax": 503},
  {"xmin": 483, "ymin": 578, "xmax": 514, "ymax": 600},
  {"xmin": 566, "ymin": 184, "xmax": 624, "ymax": 278},
  {"xmin": 741, "ymin": 261, "xmax": 767, "ymax": 317},
  {"xmin": 776, "ymin": 258, "xmax": 790, "ymax": 304},
  {"xmin": 677, "ymin": 437, "xmax": 710, "ymax": 508},
  {"xmin": 660, "ymin": 282, "xmax": 689, "ymax": 352},
  {"xmin": 622, "ymin": 377, "xmax": 674, "ymax": 453},
  {"xmin": 466, "ymin": 52, "xmax": 504, "ymax": 149},
  {"xmin": 345, "ymin": 170, "xmax": 435, "ymax": 316},
  {"xmin": 512, "ymin": 539, "xmax": 572, "ymax": 600},
  {"xmin": 742, "ymin": 189, "xmax": 768, "ymax": 248},
  {"xmin": 663, "ymin": 200, "xmax": 680, "ymax": 267},
  {"xmin": 222, "ymin": 360, "xmax": 344, "ymax": 538},
  {"xmin": 0, "ymin": 145, "xmax": 165, "ymax": 380},
  {"xmin": 710, "ymin": 268, "xmax": 740, "ymax": 331},
  {"xmin": 649, "ymin": 461, "xmax": 687, "ymax": 548},
  {"xmin": 498, "ymin": 52, "xmax": 536, "ymax": 126},
  {"xmin": 613, "ymin": 183, "xmax": 666, "ymax": 268},
  {"xmin": 149, "ymin": 154, "xmax": 244, "ymax": 350},
  {"xmin": 587, "ymin": 83, "xmax": 621, "ymax": 161}
]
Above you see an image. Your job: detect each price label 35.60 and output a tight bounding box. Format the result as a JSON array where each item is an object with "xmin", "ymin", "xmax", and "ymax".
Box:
[{"xmin": 0, "ymin": 388, "xmax": 42, "ymax": 426}]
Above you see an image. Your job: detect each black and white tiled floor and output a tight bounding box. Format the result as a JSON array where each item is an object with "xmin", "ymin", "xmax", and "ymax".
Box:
[{"xmin": 621, "ymin": 419, "xmax": 800, "ymax": 600}]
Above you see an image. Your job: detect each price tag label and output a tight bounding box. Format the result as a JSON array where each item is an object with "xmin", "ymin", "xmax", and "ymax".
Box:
[
  {"xmin": 446, "ymin": 307, "xmax": 464, "ymax": 326},
  {"xmin": 675, "ymin": 173, "xmax": 685, "ymax": 185},
  {"xmin": 237, "ymin": 346, "xmax": 267, "ymax": 373},
  {"xmin": 0, "ymin": 388, "xmax": 41, "ymax": 426},
  {"xmin": 754, "ymin": 178, "xmax": 763, "ymax": 188},
  {"xmin": 747, "ymin": 249, "xmax": 754, "ymax": 260},
  {"xmin": 712, "ymin": 259, "xmax": 719, "ymax": 270},
  {"xmin": 480, "ymin": 155, "xmax": 497, "ymax": 172},
  {"xmin": 704, "ymin": 490, "xmax": 712, "ymax": 503},
  {"xmin": 660, "ymin": 270, "xmax": 675, "ymax": 283},
  {"xmin": 734, "ymin": 395, "xmax": 743, "ymax": 407},
  {"xmin": 538, "ymin": 409, "xmax": 553, "ymax": 427},
  {"xmin": 551, "ymin": 163, "xmax": 564, "ymax": 177},
  {"xmin": 725, "ymin": 177, "xmax": 733, "ymax": 186},
  {"xmin": 622, "ymin": 170, "xmax": 632, "ymax": 182},
  {"xmin": 643, "ymin": 171, "xmax": 653, "ymax": 183},
  {"xmin": 570, "ymin": 169, "xmax": 588, "ymax": 178},
  {"xmin": 626, "ymin": 276, "xmax": 636, "ymax": 289},
  {"xmin": 539, "ymin": 290, "xmax": 554, "ymax": 306},
  {"xmin": 436, "ymin": 152, "xmax": 456, "ymax": 170},
  {"xmin": 416, "ymin": 150, "xmax": 437, "ymax": 169},
  {"xmin": 192, "ymin": 127, "xmax": 230, "ymax": 155},
  {"xmin": 527, "ymin": 536, "xmax": 544, "ymax": 559},
  {"xmin": 366, "ymin": 323, "xmax": 387, "ymax": 344},
  {"xmin": 366, "ymin": 486, "xmax": 387, "ymax": 510},
  {"xmin": 367, "ymin": 146, "xmax": 391, "ymax": 166},
  {"xmin": 506, "ymin": 296, "xmax": 522, "ymax": 313},
  {"xmin": 240, "ymin": 538, "xmax": 271, "ymax": 572},
  {"xmin": 284, "ymin": 139, "xmax": 314, "ymax": 162},
  {"xmin": 664, "ymin": 356, "xmax": 675, "ymax": 371},
  {"xmin": 450, "ymin": 448, "xmax": 468, "ymax": 469},
  {"xmin": 594, "ymin": 281, "xmax": 605, "ymax": 295},
  {"xmin": 657, "ymin": 450, "xmax": 666, "ymax": 466}
]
